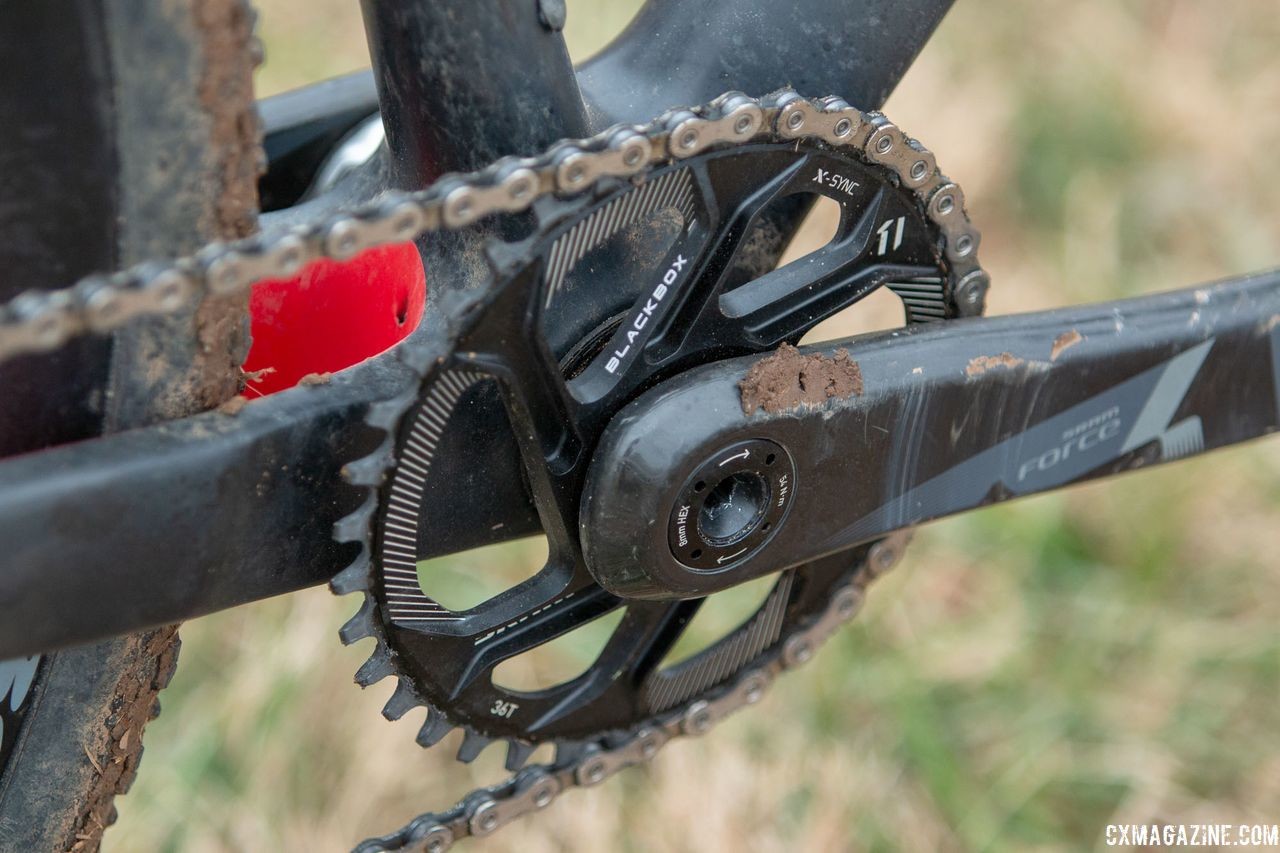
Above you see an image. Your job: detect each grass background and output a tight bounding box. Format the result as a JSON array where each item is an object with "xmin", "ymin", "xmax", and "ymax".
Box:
[{"xmin": 109, "ymin": 1, "xmax": 1280, "ymax": 850}]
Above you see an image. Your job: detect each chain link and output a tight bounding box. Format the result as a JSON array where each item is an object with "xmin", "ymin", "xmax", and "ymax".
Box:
[
  {"xmin": 354, "ymin": 531, "xmax": 912, "ymax": 853},
  {"xmin": 0, "ymin": 90, "xmax": 986, "ymax": 366}
]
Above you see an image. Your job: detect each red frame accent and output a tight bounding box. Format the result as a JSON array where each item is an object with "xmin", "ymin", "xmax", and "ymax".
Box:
[{"xmin": 242, "ymin": 243, "xmax": 426, "ymax": 396}]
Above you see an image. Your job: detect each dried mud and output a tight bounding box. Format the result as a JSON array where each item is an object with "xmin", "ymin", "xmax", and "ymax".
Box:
[
  {"xmin": 740, "ymin": 343, "xmax": 864, "ymax": 415},
  {"xmin": 965, "ymin": 352, "xmax": 1025, "ymax": 376},
  {"xmin": 1050, "ymin": 330, "xmax": 1084, "ymax": 361}
]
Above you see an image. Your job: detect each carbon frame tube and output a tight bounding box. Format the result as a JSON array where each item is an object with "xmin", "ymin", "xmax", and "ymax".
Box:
[
  {"xmin": 578, "ymin": 0, "xmax": 957, "ymax": 125},
  {"xmin": 358, "ymin": 0, "xmax": 591, "ymax": 188},
  {"xmin": 261, "ymin": 0, "xmax": 957, "ymax": 191},
  {"xmin": 0, "ymin": 356, "xmax": 414, "ymax": 659},
  {"xmin": 257, "ymin": 72, "xmax": 383, "ymax": 211}
]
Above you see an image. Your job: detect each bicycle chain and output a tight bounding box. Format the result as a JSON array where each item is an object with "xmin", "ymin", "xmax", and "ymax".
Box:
[
  {"xmin": 353, "ymin": 531, "xmax": 911, "ymax": 853},
  {"xmin": 0, "ymin": 90, "xmax": 988, "ymax": 366}
]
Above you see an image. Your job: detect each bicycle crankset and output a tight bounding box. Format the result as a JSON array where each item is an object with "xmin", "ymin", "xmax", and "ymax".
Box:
[{"xmin": 326, "ymin": 91, "xmax": 985, "ymax": 847}]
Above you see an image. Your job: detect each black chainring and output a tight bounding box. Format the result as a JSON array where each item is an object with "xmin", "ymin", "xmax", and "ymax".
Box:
[{"xmin": 367, "ymin": 138, "xmax": 961, "ymax": 766}]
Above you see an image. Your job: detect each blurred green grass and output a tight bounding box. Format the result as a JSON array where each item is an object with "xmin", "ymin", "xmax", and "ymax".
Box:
[{"xmin": 109, "ymin": 1, "xmax": 1280, "ymax": 850}]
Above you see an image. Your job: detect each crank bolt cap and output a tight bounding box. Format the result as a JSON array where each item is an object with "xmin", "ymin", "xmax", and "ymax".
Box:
[{"xmin": 665, "ymin": 439, "xmax": 795, "ymax": 576}]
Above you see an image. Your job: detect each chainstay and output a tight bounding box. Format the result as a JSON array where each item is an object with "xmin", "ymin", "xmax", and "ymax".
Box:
[
  {"xmin": 0, "ymin": 90, "xmax": 988, "ymax": 366},
  {"xmin": 353, "ymin": 532, "xmax": 911, "ymax": 853}
]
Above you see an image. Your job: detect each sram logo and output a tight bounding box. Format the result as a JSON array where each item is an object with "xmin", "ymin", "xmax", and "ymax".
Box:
[
  {"xmin": 1017, "ymin": 406, "xmax": 1121, "ymax": 481},
  {"xmin": 604, "ymin": 253, "xmax": 688, "ymax": 375}
]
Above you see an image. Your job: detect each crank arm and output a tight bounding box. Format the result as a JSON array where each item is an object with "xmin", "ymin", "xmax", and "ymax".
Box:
[{"xmin": 583, "ymin": 270, "xmax": 1280, "ymax": 599}]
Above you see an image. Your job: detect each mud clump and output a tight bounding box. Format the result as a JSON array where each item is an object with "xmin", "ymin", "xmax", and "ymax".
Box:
[
  {"xmin": 216, "ymin": 395, "xmax": 248, "ymax": 416},
  {"xmin": 739, "ymin": 343, "xmax": 863, "ymax": 415},
  {"xmin": 1050, "ymin": 330, "xmax": 1084, "ymax": 361},
  {"xmin": 965, "ymin": 352, "xmax": 1024, "ymax": 376}
]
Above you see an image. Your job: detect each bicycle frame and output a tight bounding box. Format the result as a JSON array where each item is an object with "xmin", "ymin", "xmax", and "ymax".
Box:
[{"xmin": 2, "ymin": 0, "xmax": 1277, "ymax": 659}]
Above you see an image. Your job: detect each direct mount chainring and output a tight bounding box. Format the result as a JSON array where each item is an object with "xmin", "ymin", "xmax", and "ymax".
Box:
[{"xmin": 332, "ymin": 91, "xmax": 987, "ymax": 785}]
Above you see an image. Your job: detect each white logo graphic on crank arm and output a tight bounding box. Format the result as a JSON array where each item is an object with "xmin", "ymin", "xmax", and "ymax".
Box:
[{"xmin": 826, "ymin": 339, "xmax": 1214, "ymax": 549}]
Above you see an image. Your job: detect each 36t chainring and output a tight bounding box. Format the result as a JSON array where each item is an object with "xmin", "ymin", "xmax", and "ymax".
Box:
[{"xmin": 343, "ymin": 101, "xmax": 982, "ymax": 771}]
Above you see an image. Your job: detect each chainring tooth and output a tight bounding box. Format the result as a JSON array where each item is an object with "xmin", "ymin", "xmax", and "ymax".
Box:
[
  {"xmin": 330, "ymin": 561, "xmax": 371, "ymax": 596},
  {"xmin": 456, "ymin": 731, "xmax": 493, "ymax": 764},
  {"xmin": 503, "ymin": 740, "xmax": 536, "ymax": 772},
  {"xmin": 415, "ymin": 710, "xmax": 453, "ymax": 748},
  {"xmin": 382, "ymin": 678, "xmax": 422, "ymax": 722},
  {"xmin": 354, "ymin": 646, "xmax": 395, "ymax": 687},
  {"xmin": 338, "ymin": 609, "xmax": 374, "ymax": 646}
]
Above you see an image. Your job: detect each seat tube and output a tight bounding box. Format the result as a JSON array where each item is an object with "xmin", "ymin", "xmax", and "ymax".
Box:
[{"xmin": 359, "ymin": 0, "xmax": 592, "ymax": 189}]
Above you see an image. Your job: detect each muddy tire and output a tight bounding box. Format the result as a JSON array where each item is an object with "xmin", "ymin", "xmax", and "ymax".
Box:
[{"xmin": 0, "ymin": 2, "xmax": 261, "ymax": 850}]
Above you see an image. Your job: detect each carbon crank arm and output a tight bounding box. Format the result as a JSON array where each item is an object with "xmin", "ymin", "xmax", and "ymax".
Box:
[{"xmin": 582, "ymin": 269, "xmax": 1280, "ymax": 598}]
